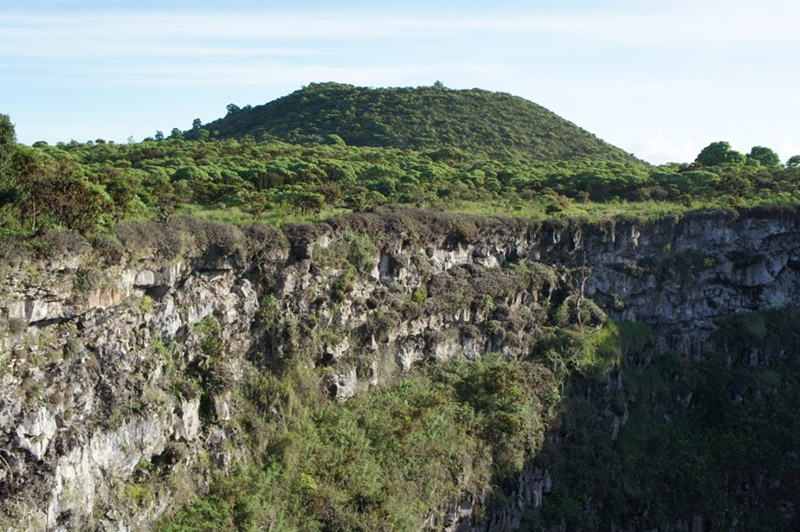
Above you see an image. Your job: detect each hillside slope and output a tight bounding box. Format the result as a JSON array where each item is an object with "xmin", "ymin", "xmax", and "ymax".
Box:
[{"xmin": 199, "ymin": 82, "xmax": 636, "ymax": 162}]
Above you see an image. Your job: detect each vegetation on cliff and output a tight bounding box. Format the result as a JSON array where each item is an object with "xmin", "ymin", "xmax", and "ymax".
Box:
[
  {"xmin": 158, "ymin": 308, "xmax": 800, "ymax": 531},
  {"xmin": 535, "ymin": 309, "xmax": 800, "ymax": 531},
  {"xmin": 161, "ymin": 356, "xmax": 560, "ymax": 531},
  {"xmin": 151, "ymin": 305, "xmax": 800, "ymax": 531}
]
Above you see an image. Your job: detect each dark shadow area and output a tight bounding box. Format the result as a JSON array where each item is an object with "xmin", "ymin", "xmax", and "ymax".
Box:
[{"xmin": 475, "ymin": 309, "xmax": 800, "ymax": 532}]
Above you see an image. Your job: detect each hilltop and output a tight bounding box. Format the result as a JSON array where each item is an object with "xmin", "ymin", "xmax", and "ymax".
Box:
[{"xmin": 198, "ymin": 82, "xmax": 636, "ymax": 162}]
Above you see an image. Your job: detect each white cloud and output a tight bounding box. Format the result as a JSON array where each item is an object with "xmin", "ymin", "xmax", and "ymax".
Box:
[
  {"xmin": 2, "ymin": 1, "xmax": 799, "ymax": 61},
  {"xmin": 3, "ymin": 3, "xmax": 798, "ymax": 90},
  {"xmin": 627, "ymin": 134, "xmax": 701, "ymax": 165},
  {"xmin": 1, "ymin": 59, "xmax": 515, "ymax": 87},
  {"xmin": 1, "ymin": 43, "xmax": 327, "ymax": 60}
]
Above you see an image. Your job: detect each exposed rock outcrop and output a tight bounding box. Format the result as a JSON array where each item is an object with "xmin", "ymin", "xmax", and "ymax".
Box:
[{"xmin": 0, "ymin": 206, "xmax": 798, "ymax": 530}]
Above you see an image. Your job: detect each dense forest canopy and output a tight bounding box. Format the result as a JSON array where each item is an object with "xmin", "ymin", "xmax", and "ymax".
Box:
[
  {"xmin": 196, "ymin": 83, "xmax": 637, "ymax": 162},
  {"xmin": 1, "ymin": 87, "xmax": 799, "ymax": 242}
]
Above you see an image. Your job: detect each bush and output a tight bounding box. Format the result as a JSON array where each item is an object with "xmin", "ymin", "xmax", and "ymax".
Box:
[
  {"xmin": 28, "ymin": 229, "xmax": 90, "ymax": 259},
  {"xmin": 411, "ymin": 284, "xmax": 428, "ymax": 305},
  {"xmin": 163, "ymin": 356, "xmax": 556, "ymax": 532},
  {"xmin": 332, "ymin": 266, "xmax": 355, "ymax": 302},
  {"xmin": 90, "ymin": 234, "xmax": 124, "ymax": 265}
]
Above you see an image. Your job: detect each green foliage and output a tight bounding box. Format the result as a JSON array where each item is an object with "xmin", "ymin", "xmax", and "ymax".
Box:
[
  {"xmin": 190, "ymin": 316, "xmax": 231, "ymax": 393},
  {"xmin": 1, "ymin": 115, "xmax": 799, "ymax": 240},
  {"xmin": 411, "ymin": 284, "xmax": 428, "ymax": 305},
  {"xmin": 322, "ymin": 133, "xmax": 346, "ymax": 146},
  {"xmin": 538, "ymin": 321, "xmax": 619, "ymax": 382},
  {"xmin": 3, "ymin": 85, "xmax": 800, "ymax": 241},
  {"xmin": 198, "ymin": 83, "xmax": 636, "ymax": 162},
  {"xmin": 332, "ymin": 265, "xmax": 355, "ymax": 302},
  {"xmin": 7, "ymin": 146, "xmax": 112, "ymax": 233},
  {"xmin": 127, "ymin": 483, "xmax": 156, "ymax": 506},
  {"xmin": 0, "ymin": 114, "xmax": 15, "ymax": 176},
  {"xmin": 195, "ymin": 316, "xmax": 224, "ymax": 360},
  {"xmin": 161, "ymin": 356, "xmax": 556, "ymax": 531},
  {"xmin": 72, "ymin": 268, "xmax": 91, "ymax": 294},
  {"xmin": 313, "ymin": 230, "xmax": 376, "ymax": 275},
  {"xmin": 726, "ymin": 249, "xmax": 763, "ymax": 269},
  {"xmin": 140, "ymin": 295, "xmax": 154, "ymax": 314},
  {"xmin": 748, "ymin": 145, "xmax": 781, "ymax": 167},
  {"xmin": 695, "ymin": 141, "xmax": 746, "ymax": 167},
  {"xmin": 616, "ymin": 320, "xmax": 655, "ymax": 356},
  {"xmin": 536, "ymin": 308, "xmax": 800, "ymax": 531},
  {"xmin": 160, "ymin": 298, "xmax": 800, "ymax": 532},
  {"xmin": 653, "ymin": 249, "xmax": 718, "ymax": 285}
]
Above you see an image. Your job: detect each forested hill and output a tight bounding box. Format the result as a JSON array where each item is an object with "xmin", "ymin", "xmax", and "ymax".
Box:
[{"xmin": 198, "ymin": 82, "xmax": 637, "ymax": 162}]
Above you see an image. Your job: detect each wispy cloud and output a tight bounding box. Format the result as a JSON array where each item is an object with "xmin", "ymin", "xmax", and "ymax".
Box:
[
  {"xmin": 1, "ymin": 58, "xmax": 515, "ymax": 87},
  {"xmin": 3, "ymin": 2, "xmax": 800, "ymax": 61},
  {"xmin": 629, "ymin": 134, "xmax": 701, "ymax": 165},
  {"xmin": 2, "ymin": 0, "xmax": 798, "ymax": 158},
  {"xmin": 3, "ymin": 4, "xmax": 797, "ymax": 88},
  {"xmin": 2, "ymin": 43, "xmax": 329, "ymax": 61}
]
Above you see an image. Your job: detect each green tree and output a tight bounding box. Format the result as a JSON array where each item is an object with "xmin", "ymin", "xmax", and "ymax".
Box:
[
  {"xmin": 747, "ymin": 146, "xmax": 781, "ymax": 167},
  {"xmin": 103, "ymin": 172, "xmax": 137, "ymax": 219},
  {"xmin": 786, "ymin": 155, "xmax": 800, "ymax": 169},
  {"xmin": 150, "ymin": 176, "xmax": 177, "ymax": 223},
  {"xmin": 695, "ymin": 141, "xmax": 746, "ymax": 167},
  {"xmin": 281, "ymin": 189, "xmax": 325, "ymax": 215},
  {"xmin": 11, "ymin": 148, "xmax": 110, "ymax": 233},
  {"xmin": 154, "ymin": 130, "xmax": 164, "ymax": 141},
  {"xmin": 0, "ymin": 115, "xmax": 18, "ymax": 221},
  {"xmin": 238, "ymin": 189, "xmax": 271, "ymax": 220},
  {"xmin": 0, "ymin": 114, "xmax": 16, "ymax": 174},
  {"xmin": 323, "ymin": 134, "xmax": 346, "ymax": 146},
  {"xmin": 169, "ymin": 128, "xmax": 184, "ymax": 140},
  {"xmin": 8, "ymin": 146, "xmax": 52, "ymax": 230},
  {"xmin": 172, "ymin": 166, "xmax": 209, "ymax": 182}
]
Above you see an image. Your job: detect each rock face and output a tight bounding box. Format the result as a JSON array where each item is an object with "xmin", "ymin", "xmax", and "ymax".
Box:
[{"xmin": 0, "ymin": 206, "xmax": 799, "ymax": 530}]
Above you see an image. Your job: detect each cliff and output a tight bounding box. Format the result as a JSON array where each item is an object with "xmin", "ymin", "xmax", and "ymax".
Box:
[{"xmin": 1, "ymin": 206, "xmax": 799, "ymax": 531}]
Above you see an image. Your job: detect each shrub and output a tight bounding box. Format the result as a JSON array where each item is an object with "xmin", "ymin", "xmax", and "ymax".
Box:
[
  {"xmin": 332, "ymin": 266, "xmax": 355, "ymax": 302},
  {"xmin": 90, "ymin": 234, "xmax": 124, "ymax": 264},
  {"xmin": 163, "ymin": 356, "xmax": 556, "ymax": 532},
  {"xmin": 29, "ymin": 229, "xmax": 90, "ymax": 259},
  {"xmin": 411, "ymin": 284, "xmax": 428, "ymax": 305}
]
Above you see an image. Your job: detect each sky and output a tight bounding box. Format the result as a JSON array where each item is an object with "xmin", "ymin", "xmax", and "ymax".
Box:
[{"xmin": 2, "ymin": 0, "xmax": 799, "ymax": 164}]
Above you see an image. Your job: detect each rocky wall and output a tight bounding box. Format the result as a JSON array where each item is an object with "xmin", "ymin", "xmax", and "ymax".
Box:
[{"xmin": 0, "ymin": 206, "xmax": 798, "ymax": 530}]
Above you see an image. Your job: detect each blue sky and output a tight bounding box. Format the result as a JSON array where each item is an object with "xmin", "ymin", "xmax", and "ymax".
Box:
[{"xmin": 2, "ymin": 0, "xmax": 799, "ymax": 164}]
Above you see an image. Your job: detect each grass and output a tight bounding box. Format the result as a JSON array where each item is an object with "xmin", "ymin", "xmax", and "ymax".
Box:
[
  {"xmin": 446, "ymin": 198, "xmax": 701, "ymax": 222},
  {"xmin": 178, "ymin": 204, "xmax": 254, "ymax": 226},
  {"xmin": 181, "ymin": 195, "xmax": 800, "ymax": 231},
  {"xmin": 178, "ymin": 203, "xmax": 351, "ymax": 227},
  {"xmin": 180, "ymin": 199, "xmax": 693, "ymax": 226}
]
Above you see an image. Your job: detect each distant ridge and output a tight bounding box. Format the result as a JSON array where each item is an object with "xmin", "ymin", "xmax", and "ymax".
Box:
[{"xmin": 199, "ymin": 82, "xmax": 637, "ymax": 162}]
